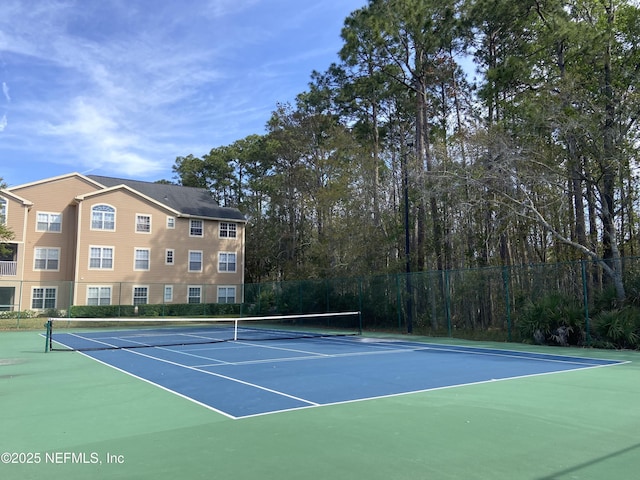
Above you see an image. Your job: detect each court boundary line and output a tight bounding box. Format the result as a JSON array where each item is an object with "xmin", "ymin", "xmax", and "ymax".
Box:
[
  {"xmin": 159, "ymin": 336, "xmax": 628, "ymax": 368},
  {"xmin": 55, "ymin": 335, "xmax": 321, "ymax": 413},
  {"xmin": 71, "ymin": 350, "xmax": 238, "ymax": 419},
  {"xmin": 236, "ymin": 361, "xmax": 627, "ymax": 420},
  {"xmin": 49, "ymin": 335, "xmax": 629, "ymax": 420},
  {"xmin": 51, "ymin": 329, "xmax": 626, "ymax": 367}
]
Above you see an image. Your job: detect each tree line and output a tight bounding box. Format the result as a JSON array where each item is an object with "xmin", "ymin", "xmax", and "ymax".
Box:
[{"xmin": 168, "ymin": 0, "xmax": 640, "ymax": 303}]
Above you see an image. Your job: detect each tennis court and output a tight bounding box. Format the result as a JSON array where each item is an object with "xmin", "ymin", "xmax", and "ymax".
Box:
[
  {"xmin": 45, "ymin": 319, "xmax": 625, "ymax": 419},
  {"xmin": 1, "ymin": 316, "xmax": 639, "ymax": 479}
]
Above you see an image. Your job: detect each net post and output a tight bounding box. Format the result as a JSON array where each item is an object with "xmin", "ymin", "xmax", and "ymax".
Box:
[
  {"xmin": 234, "ymin": 318, "xmax": 239, "ymax": 341},
  {"xmin": 44, "ymin": 319, "xmax": 52, "ymax": 353}
]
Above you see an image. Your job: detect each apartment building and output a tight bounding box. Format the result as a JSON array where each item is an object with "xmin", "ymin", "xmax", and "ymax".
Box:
[{"xmin": 0, "ymin": 173, "xmax": 245, "ymax": 312}]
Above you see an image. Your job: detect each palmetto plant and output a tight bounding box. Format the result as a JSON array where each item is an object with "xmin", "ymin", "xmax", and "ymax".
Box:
[{"xmin": 517, "ymin": 294, "xmax": 584, "ymax": 346}]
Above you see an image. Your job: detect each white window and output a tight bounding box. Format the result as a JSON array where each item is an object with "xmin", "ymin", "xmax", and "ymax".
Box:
[
  {"xmin": 32, "ymin": 287, "xmax": 56, "ymax": 309},
  {"xmin": 166, "ymin": 216, "xmax": 175, "ymax": 229},
  {"xmin": 136, "ymin": 214, "xmax": 151, "ymax": 233},
  {"xmin": 189, "ymin": 219, "xmax": 203, "ymax": 237},
  {"xmin": 133, "ymin": 286, "xmax": 148, "ymax": 305},
  {"xmin": 219, "ymin": 222, "xmax": 237, "ymax": 238},
  {"xmin": 188, "ymin": 250, "xmax": 202, "ymax": 272},
  {"xmin": 36, "ymin": 212, "xmax": 62, "ymax": 232},
  {"xmin": 87, "ymin": 286, "xmax": 111, "ymax": 306},
  {"xmin": 188, "ymin": 286, "xmax": 202, "ymax": 304},
  {"xmin": 91, "ymin": 205, "xmax": 115, "ymax": 231},
  {"xmin": 134, "ymin": 248, "xmax": 150, "ymax": 270},
  {"xmin": 0, "ymin": 197, "xmax": 6, "ymax": 224},
  {"xmin": 217, "ymin": 286, "xmax": 236, "ymax": 304},
  {"xmin": 218, "ymin": 252, "xmax": 237, "ymax": 272},
  {"xmin": 34, "ymin": 248, "xmax": 60, "ymax": 271},
  {"xmin": 89, "ymin": 246, "xmax": 114, "ymax": 269},
  {"xmin": 165, "ymin": 249, "xmax": 175, "ymax": 265},
  {"xmin": 164, "ymin": 285, "xmax": 173, "ymax": 302}
]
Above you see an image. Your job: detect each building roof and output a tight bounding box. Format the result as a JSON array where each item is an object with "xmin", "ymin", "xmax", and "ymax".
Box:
[
  {"xmin": 0, "ymin": 188, "xmax": 34, "ymax": 207},
  {"xmin": 88, "ymin": 175, "xmax": 245, "ymax": 222}
]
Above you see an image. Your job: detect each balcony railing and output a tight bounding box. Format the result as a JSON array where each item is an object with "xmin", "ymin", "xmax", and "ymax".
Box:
[{"xmin": 0, "ymin": 261, "xmax": 17, "ymax": 276}]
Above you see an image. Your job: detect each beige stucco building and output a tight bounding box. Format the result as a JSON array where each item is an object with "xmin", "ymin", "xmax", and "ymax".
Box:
[{"xmin": 0, "ymin": 173, "xmax": 245, "ymax": 312}]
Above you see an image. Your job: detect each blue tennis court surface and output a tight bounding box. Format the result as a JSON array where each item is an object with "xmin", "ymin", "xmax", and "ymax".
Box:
[{"xmin": 57, "ymin": 335, "xmax": 625, "ymax": 419}]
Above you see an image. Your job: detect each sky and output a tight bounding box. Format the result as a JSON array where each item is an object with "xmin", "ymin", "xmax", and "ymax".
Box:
[{"xmin": 0, "ymin": 0, "xmax": 368, "ymax": 188}]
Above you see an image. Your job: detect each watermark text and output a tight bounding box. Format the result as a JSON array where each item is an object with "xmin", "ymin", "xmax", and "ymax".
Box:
[{"xmin": 1, "ymin": 451, "xmax": 125, "ymax": 465}]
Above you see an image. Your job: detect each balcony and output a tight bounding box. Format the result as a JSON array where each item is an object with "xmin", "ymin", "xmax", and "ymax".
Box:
[{"xmin": 0, "ymin": 261, "xmax": 17, "ymax": 276}]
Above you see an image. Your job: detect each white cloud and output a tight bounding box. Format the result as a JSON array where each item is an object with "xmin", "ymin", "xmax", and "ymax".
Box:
[
  {"xmin": 41, "ymin": 96, "xmax": 167, "ymax": 176},
  {"xmin": 0, "ymin": 114, "xmax": 6, "ymax": 131},
  {"xmin": 0, "ymin": 0, "xmax": 369, "ymax": 185},
  {"xmin": 0, "ymin": 1, "xmax": 228, "ymax": 177}
]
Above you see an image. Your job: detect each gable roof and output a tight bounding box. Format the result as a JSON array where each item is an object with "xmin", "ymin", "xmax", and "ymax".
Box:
[
  {"xmin": 8, "ymin": 172, "xmax": 105, "ymax": 191},
  {"xmin": 87, "ymin": 175, "xmax": 245, "ymax": 222},
  {"xmin": 0, "ymin": 189, "xmax": 34, "ymax": 207}
]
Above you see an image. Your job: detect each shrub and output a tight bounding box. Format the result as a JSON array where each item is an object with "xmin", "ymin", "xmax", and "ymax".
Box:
[
  {"xmin": 517, "ymin": 293, "xmax": 584, "ymax": 346},
  {"xmin": 69, "ymin": 303, "xmax": 242, "ymax": 319},
  {"xmin": 592, "ymin": 308, "xmax": 640, "ymax": 349},
  {"xmin": 0, "ymin": 310, "xmax": 38, "ymax": 319}
]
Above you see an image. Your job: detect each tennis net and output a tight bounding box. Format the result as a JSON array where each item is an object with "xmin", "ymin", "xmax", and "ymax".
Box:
[{"xmin": 44, "ymin": 311, "xmax": 361, "ymax": 352}]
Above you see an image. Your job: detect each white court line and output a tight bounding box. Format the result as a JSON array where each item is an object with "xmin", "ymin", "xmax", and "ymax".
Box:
[
  {"xmin": 236, "ymin": 361, "xmax": 627, "ymax": 420},
  {"xmin": 53, "ymin": 334, "xmax": 319, "ymax": 410},
  {"xmin": 121, "ymin": 344, "xmax": 320, "ymax": 405},
  {"xmin": 59, "ymin": 332, "xmax": 626, "ymax": 369},
  {"xmin": 51, "ymin": 334, "xmax": 629, "ymax": 420},
  {"xmin": 157, "ymin": 335, "xmax": 422, "ymax": 367},
  {"xmin": 192, "ymin": 346, "xmax": 433, "ymax": 368},
  {"xmin": 181, "ymin": 336, "xmax": 623, "ymax": 368},
  {"xmin": 150, "ymin": 346, "xmax": 234, "ymax": 365}
]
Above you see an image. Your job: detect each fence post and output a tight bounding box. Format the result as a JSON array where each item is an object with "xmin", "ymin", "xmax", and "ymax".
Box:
[
  {"xmin": 395, "ymin": 274, "xmax": 402, "ymax": 331},
  {"xmin": 68, "ymin": 280, "xmax": 74, "ymax": 317},
  {"xmin": 118, "ymin": 283, "xmax": 122, "ymax": 317},
  {"xmin": 358, "ymin": 277, "xmax": 363, "ymax": 333},
  {"xmin": 17, "ymin": 279, "xmax": 24, "ymax": 325},
  {"xmin": 502, "ymin": 266, "xmax": 512, "ymax": 342},
  {"xmin": 581, "ymin": 260, "xmax": 591, "ymax": 346},
  {"xmin": 445, "ymin": 269, "xmax": 452, "ymax": 337},
  {"xmin": 258, "ymin": 284, "xmax": 261, "ymax": 314}
]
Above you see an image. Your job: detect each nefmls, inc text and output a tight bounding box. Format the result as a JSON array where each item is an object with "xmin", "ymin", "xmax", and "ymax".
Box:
[{"xmin": 1, "ymin": 451, "xmax": 125, "ymax": 465}]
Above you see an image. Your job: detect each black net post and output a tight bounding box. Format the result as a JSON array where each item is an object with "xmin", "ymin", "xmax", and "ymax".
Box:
[{"xmin": 44, "ymin": 319, "xmax": 52, "ymax": 353}]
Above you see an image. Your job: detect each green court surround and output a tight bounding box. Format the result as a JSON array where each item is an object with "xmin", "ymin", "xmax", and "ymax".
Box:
[{"xmin": 1, "ymin": 331, "xmax": 639, "ymax": 480}]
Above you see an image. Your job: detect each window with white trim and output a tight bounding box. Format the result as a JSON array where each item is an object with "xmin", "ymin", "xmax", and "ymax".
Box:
[
  {"xmin": 219, "ymin": 222, "xmax": 237, "ymax": 238},
  {"xmin": 217, "ymin": 286, "xmax": 236, "ymax": 304},
  {"xmin": 164, "ymin": 285, "xmax": 173, "ymax": 302},
  {"xmin": 34, "ymin": 247, "xmax": 60, "ymax": 271},
  {"xmin": 32, "ymin": 287, "xmax": 56, "ymax": 309},
  {"xmin": 218, "ymin": 252, "xmax": 236, "ymax": 272},
  {"xmin": 87, "ymin": 286, "xmax": 111, "ymax": 306},
  {"xmin": 0, "ymin": 197, "xmax": 6, "ymax": 224},
  {"xmin": 136, "ymin": 214, "xmax": 151, "ymax": 233},
  {"xmin": 165, "ymin": 249, "xmax": 175, "ymax": 265},
  {"xmin": 89, "ymin": 246, "xmax": 114, "ymax": 269},
  {"xmin": 36, "ymin": 212, "xmax": 62, "ymax": 232},
  {"xmin": 167, "ymin": 216, "xmax": 175, "ymax": 229},
  {"xmin": 189, "ymin": 219, "xmax": 203, "ymax": 237},
  {"xmin": 133, "ymin": 286, "xmax": 148, "ymax": 305},
  {"xmin": 188, "ymin": 286, "xmax": 202, "ymax": 304},
  {"xmin": 134, "ymin": 248, "xmax": 150, "ymax": 270},
  {"xmin": 188, "ymin": 250, "xmax": 202, "ymax": 272},
  {"xmin": 91, "ymin": 205, "xmax": 115, "ymax": 231}
]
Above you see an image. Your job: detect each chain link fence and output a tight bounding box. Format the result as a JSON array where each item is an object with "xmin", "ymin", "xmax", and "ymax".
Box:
[{"xmin": 3, "ymin": 258, "xmax": 639, "ymax": 348}]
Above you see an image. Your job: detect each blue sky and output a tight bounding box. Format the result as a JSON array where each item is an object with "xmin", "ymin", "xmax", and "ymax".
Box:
[{"xmin": 0, "ymin": 0, "xmax": 368, "ymax": 188}]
